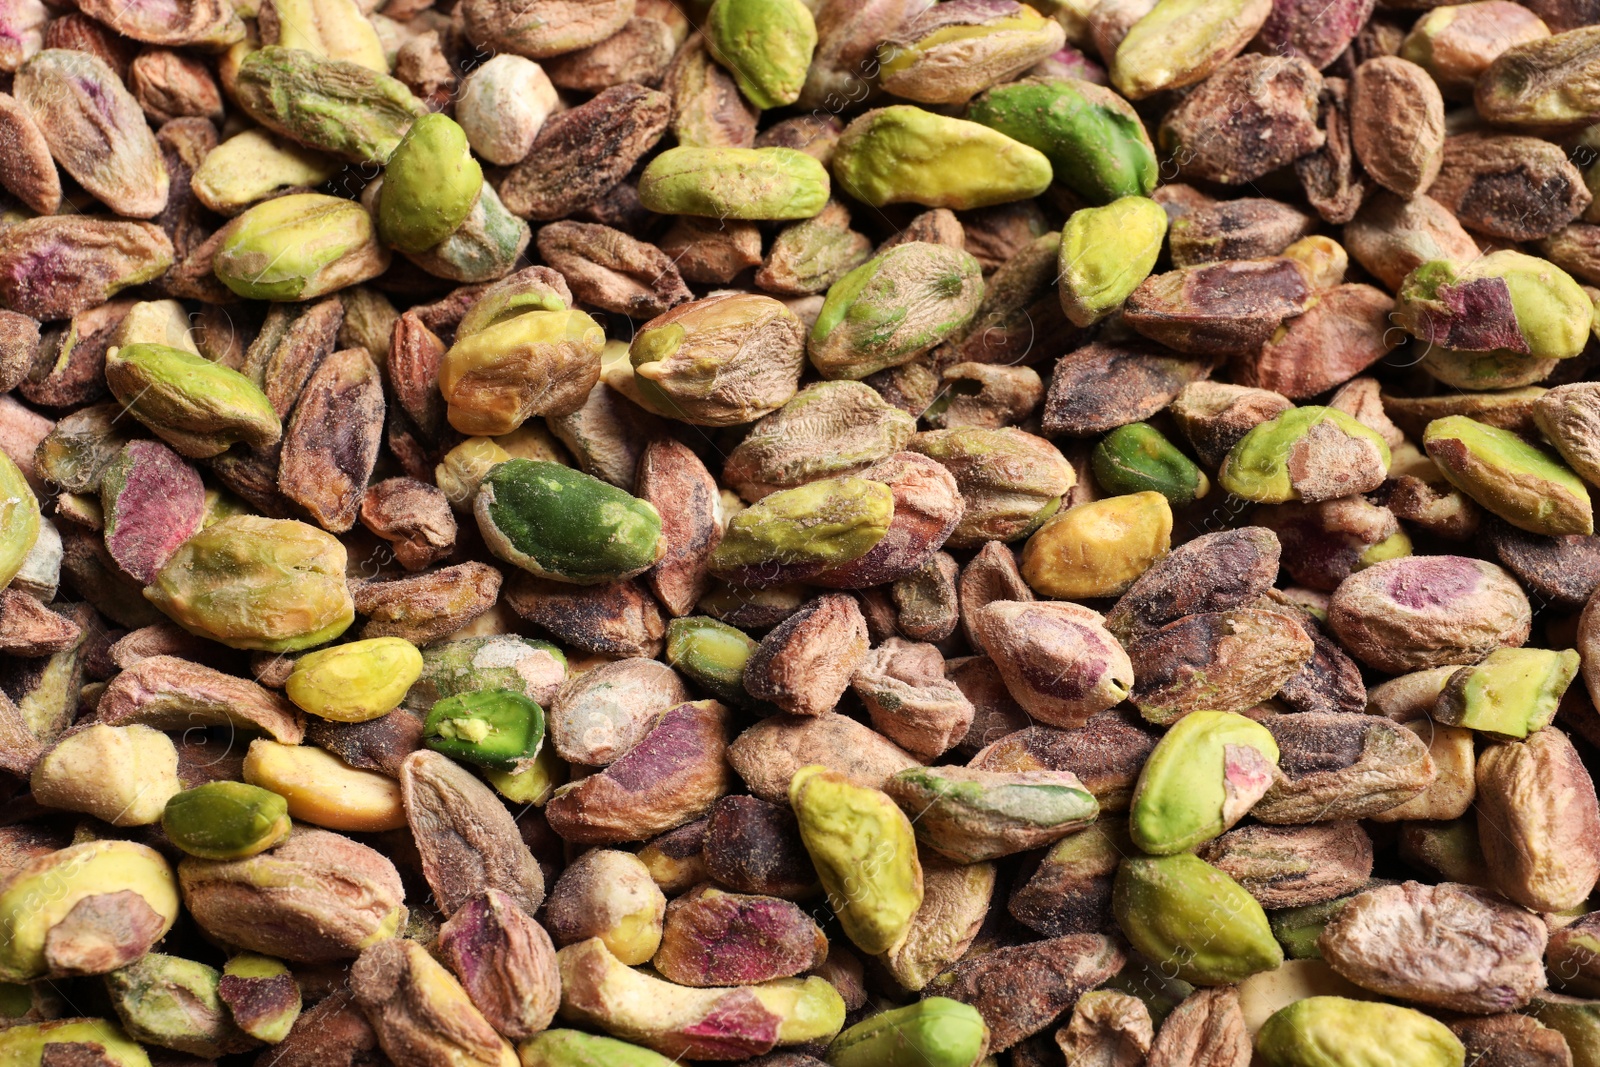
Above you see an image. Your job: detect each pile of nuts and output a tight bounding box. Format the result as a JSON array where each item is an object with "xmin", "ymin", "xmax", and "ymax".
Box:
[{"xmin": 10, "ymin": 0, "xmax": 1600, "ymax": 1063}]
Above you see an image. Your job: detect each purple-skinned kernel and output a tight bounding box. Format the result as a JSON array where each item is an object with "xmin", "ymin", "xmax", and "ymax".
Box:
[{"xmin": 653, "ymin": 885, "xmax": 828, "ymax": 987}]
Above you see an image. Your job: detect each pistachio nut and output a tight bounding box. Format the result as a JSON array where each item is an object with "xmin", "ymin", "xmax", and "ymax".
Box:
[
  {"xmin": 709, "ymin": 475, "xmax": 893, "ymax": 587},
  {"xmin": 1091, "ymin": 422, "xmax": 1209, "ymax": 505},
  {"xmin": 705, "ymin": 0, "xmax": 816, "ymax": 109},
  {"xmin": 30, "ymin": 723, "xmax": 181, "ymax": 827},
  {"xmin": 828, "ymin": 998, "xmax": 991, "ymax": 1067},
  {"xmin": 809, "ymin": 241, "xmax": 984, "ymax": 380},
  {"xmin": 213, "ymin": 193, "xmax": 390, "ymax": 301},
  {"xmin": 1114, "ymin": 853, "xmax": 1283, "ymax": 986},
  {"xmin": 519, "ymin": 1030, "xmax": 680, "ymax": 1067},
  {"xmin": 143, "ymin": 515, "xmax": 355, "ymax": 652},
  {"xmin": 722, "ymin": 380, "xmax": 917, "ymax": 499},
  {"xmin": 664, "ymin": 616, "xmax": 762, "ymax": 709},
  {"xmin": 162, "ymin": 781, "xmax": 293, "ymax": 861},
  {"xmin": 1395, "ymin": 250, "xmax": 1592, "ymax": 360},
  {"xmin": 1129, "ymin": 710, "xmax": 1280, "ymax": 855},
  {"xmin": 1110, "ymin": 0, "xmax": 1272, "ymax": 99},
  {"xmin": 1423, "ymin": 414, "xmax": 1593, "ymax": 536},
  {"xmin": 1476, "ymin": 26, "xmax": 1600, "ymax": 129},
  {"xmin": 243, "ymin": 738, "xmax": 406, "ymax": 833},
  {"xmin": 1020, "ymin": 491, "xmax": 1172, "ymax": 599},
  {"xmin": 0, "ymin": 840, "xmax": 179, "ymax": 982},
  {"xmin": 831, "ymin": 106, "xmax": 1053, "ymax": 210},
  {"xmin": 631, "ymin": 293, "xmax": 806, "ymax": 426},
  {"xmin": 377, "ymin": 113, "xmax": 484, "ymax": 255},
  {"xmin": 910, "ymin": 427, "xmax": 1075, "ymax": 547},
  {"xmin": 218, "ymin": 953, "xmax": 301, "ymax": 1044},
  {"xmin": 790, "ymin": 764, "xmax": 924, "ymax": 955},
  {"xmin": 423, "ymin": 689, "xmax": 544, "ymax": 771},
  {"xmin": 877, "ymin": 2, "xmax": 1066, "ymax": 106},
  {"xmin": 1057, "ymin": 196, "xmax": 1168, "ymax": 327},
  {"xmin": 104, "ymin": 952, "xmax": 253, "ymax": 1058},
  {"xmin": 233, "ymin": 46, "xmax": 426, "ymax": 164},
  {"xmin": 1218, "ymin": 406, "xmax": 1392, "ymax": 504},
  {"xmin": 0, "ymin": 446, "xmax": 40, "ymax": 592},
  {"xmin": 190, "ymin": 128, "xmax": 341, "ymax": 216},
  {"xmin": 285, "ymin": 637, "xmax": 424, "ymax": 723},
  {"xmin": 884, "ymin": 765, "xmax": 1099, "ymax": 863},
  {"xmin": 1256, "ymin": 996, "xmax": 1465, "ymax": 1067},
  {"xmin": 475, "ymin": 459, "xmax": 664, "ymax": 584},
  {"xmin": 103, "ymin": 343, "xmax": 281, "ymax": 460},
  {"xmin": 0, "ymin": 1020, "xmax": 151, "ymax": 1066},
  {"xmin": 439, "ymin": 309, "xmax": 605, "ymax": 436},
  {"xmin": 638, "ymin": 146, "xmax": 829, "ymax": 220}
]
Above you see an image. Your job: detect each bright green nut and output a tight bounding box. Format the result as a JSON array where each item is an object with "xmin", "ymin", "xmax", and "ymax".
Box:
[
  {"xmin": 827, "ymin": 998, "xmax": 990, "ymax": 1067},
  {"xmin": 1129, "ymin": 710, "xmax": 1280, "ymax": 856},
  {"xmin": 705, "ymin": 0, "xmax": 816, "ymax": 109},
  {"xmin": 1111, "ymin": 0, "xmax": 1274, "ymax": 100},
  {"xmin": 1058, "ymin": 197, "xmax": 1168, "ymax": 328},
  {"xmin": 664, "ymin": 616, "xmax": 762, "ymax": 708},
  {"xmin": 790, "ymin": 764, "xmax": 924, "ymax": 956},
  {"xmin": 163, "ymin": 782, "xmax": 294, "ymax": 861},
  {"xmin": 519, "ymin": 1029, "xmax": 681, "ymax": 1067},
  {"xmin": 191, "ymin": 129, "xmax": 341, "ymax": 216},
  {"xmin": 220, "ymin": 954, "xmax": 301, "ymax": 1044},
  {"xmin": 831, "ymin": 106, "xmax": 1053, "ymax": 210},
  {"xmin": 708, "ymin": 476, "xmax": 894, "ymax": 586},
  {"xmin": 233, "ymin": 46, "xmax": 427, "ymax": 164},
  {"xmin": 214, "ymin": 192, "xmax": 389, "ymax": 302},
  {"xmin": 0, "ymin": 841, "xmax": 179, "ymax": 983},
  {"xmin": 1256, "ymin": 997, "xmax": 1465, "ymax": 1067},
  {"xmin": 1112, "ymin": 853, "xmax": 1283, "ymax": 986},
  {"xmin": 967, "ymin": 79, "xmax": 1158, "ymax": 203},
  {"xmin": 475, "ymin": 459, "xmax": 664, "ymax": 584},
  {"xmin": 0, "ymin": 447, "xmax": 40, "ymax": 592},
  {"xmin": 0, "ymin": 1020, "xmax": 151, "ymax": 1067},
  {"xmin": 638, "ymin": 147, "xmax": 830, "ymax": 220},
  {"xmin": 1218, "ymin": 407, "xmax": 1393, "ymax": 504},
  {"xmin": 105, "ymin": 953, "xmax": 252, "ymax": 1058},
  {"xmin": 884, "ymin": 766, "xmax": 1099, "ymax": 864},
  {"xmin": 377, "ymin": 113, "xmax": 483, "ymax": 255},
  {"xmin": 285, "ymin": 637, "xmax": 424, "ymax": 723},
  {"xmin": 809, "ymin": 241, "xmax": 985, "ymax": 380},
  {"xmin": 423, "ymin": 688, "xmax": 545, "ymax": 771},
  {"xmin": 1091, "ymin": 422, "xmax": 1208, "ymax": 505},
  {"xmin": 1434, "ymin": 646, "xmax": 1581, "ymax": 739},
  {"xmin": 144, "ymin": 515, "xmax": 355, "ymax": 652},
  {"xmin": 1395, "ymin": 250, "xmax": 1593, "ymax": 361},
  {"xmin": 103, "ymin": 344, "xmax": 281, "ymax": 460},
  {"xmin": 1423, "ymin": 414, "xmax": 1594, "ymax": 535}
]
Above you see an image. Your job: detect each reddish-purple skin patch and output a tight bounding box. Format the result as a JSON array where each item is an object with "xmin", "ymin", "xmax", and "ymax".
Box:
[
  {"xmin": 660, "ymin": 894, "xmax": 823, "ymax": 986},
  {"xmin": 600, "ymin": 702, "xmax": 701, "ymax": 793},
  {"xmin": 101, "ymin": 438, "xmax": 205, "ymax": 585},
  {"xmin": 678, "ymin": 990, "xmax": 782, "ymax": 1059},
  {"xmin": 1425, "ymin": 277, "xmax": 1529, "ymax": 354},
  {"xmin": 1383, "ymin": 555, "xmax": 1482, "ymax": 611},
  {"xmin": 1017, "ymin": 616, "xmax": 1111, "ymax": 701}
]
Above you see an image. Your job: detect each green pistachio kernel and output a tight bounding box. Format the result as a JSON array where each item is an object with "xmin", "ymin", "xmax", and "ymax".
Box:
[
  {"xmin": 1130, "ymin": 710, "xmax": 1280, "ymax": 856},
  {"xmin": 885, "ymin": 765, "xmax": 1099, "ymax": 864},
  {"xmin": 219, "ymin": 954, "xmax": 301, "ymax": 1044},
  {"xmin": 403, "ymin": 181, "xmax": 530, "ymax": 284},
  {"xmin": 0, "ymin": 447, "xmax": 40, "ymax": 592},
  {"xmin": 638, "ymin": 147, "xmax": 830, "ymax": 220},
  {"xmin": 1218, "ymin": 407, "xmax": 1392, "ymax": 504},
  {"xmin": 1111, "ymin": 0, "xmax": 1274, "ymax": 100},
  {"xmin": 791, "ymin": 764, "xmax": 924, "ymax": 955},
  {"xmin": 1395, "ymin": 250, "xmax": 1593, "ymax": 361},
  {"xmin": 705, "ymin": 0, "xmax": 817, "ymax": 109},
  {"xmin": 1091, "ymin": 422, "xmax": 1209, "ymax": 504},
  {"xmin": 664, "ymin": 616, "xmax": 762, "ymax": 708},
  {"xmin": 144, "ymin": 515, "xmax": 355, "ymax": 652},
  {"xmin": 877, "ymin": 5, "xmax": 1065, "ymax": 106},
  {"xmin": 967, "ymin": 78, "xmax": 1158, "ymax": 203},
  {"xmin": 213, "ymin": 193, "xmax": 389, "ymax": 302},
  {"xmin": 519, "ymin": 1029, "xmax": 681, "ymax": 1067},
  {"xmin": 1423, "ymin": 414, "xmax": 1594, "ymax": 535},
  {"xmin": 810, "ymin": 241, "xmax": 985, "ymax": 381},
  {"xmin": 827, "ymin": 998, "xmax": 990, "ymax": 1067},
  {"xmin": 104, "ymin": 343, "xmax": 281, "ymax": 460},
  {"xmin": 0, "ymin": 1020, "xmax": 151, "ymax": 1067},
  {"xmin": 482, "ymin": 742, "xmax": 566, "ymax": 806},
  {"xmin": 1434, "ymin": 646, "xmax": 1581, "ymax": 739},
  {"xmin": 1527, "ymin": 993, "xmax": 1600, "ymax": 1067},
  {"xmin": 1057, "ymin": 196, "xmax": 1168, "ymax": 328},
  {"xmin": 474, "ymin": 458, "xmax": 664, "ymax": 584},
  {"xmin": 233, "ymin": 46, "xmax": 427, "ymax": 164},
  {"xmin": 285, "ymin": 637, "xmax": 424, "ymax": 723},
  {"xmin": 423, "ymin": 688, "xmax": 545, "ymax": 771},
  {"xmin": 377, "ymin": 113, "xmax": 483, "ymax": 255},
  {"xmin": 1113, "ymin": 853, "xmax": 1284, "ymax": 986},
  {"xmin": 163, "ymin": 782, "xmax": 293, "ymax": 861},
  {"xmin": 191, "ymin": 129, "xmax": 342, "ymax": 216},
  {"xmin": 1256, "ymin": 997, "xmax": 1465, "ymax": 1067},
  {"xmin": 708, "ymin": 476, "xmax": 894, "ymax": 585},
  {"xmin": 831, "ymin": 106, "xmax": 1053, "ymax": 210},
  {"xmin": 105, "ymin": 952, "xmax": 251, "ymax": 1058}
]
